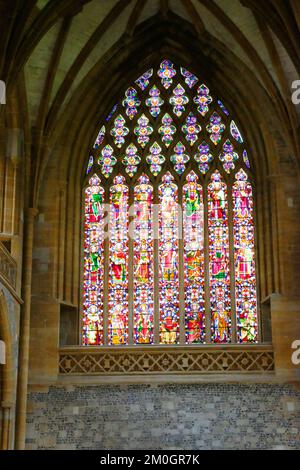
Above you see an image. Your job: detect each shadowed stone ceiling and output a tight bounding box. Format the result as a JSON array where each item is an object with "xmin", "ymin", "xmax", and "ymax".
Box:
[
  {"xmin": 23, "ymin": 0, "xmax": 300, "ymax": 124},
  {"xmin": 1, "ymin": 0, "xmax": 298, "ymax": 205}
]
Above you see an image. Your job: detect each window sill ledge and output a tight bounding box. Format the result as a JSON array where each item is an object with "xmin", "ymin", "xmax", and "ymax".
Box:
[{"xmin": 59, "ymin": 344, "xmax": 274, "ymax": 377}]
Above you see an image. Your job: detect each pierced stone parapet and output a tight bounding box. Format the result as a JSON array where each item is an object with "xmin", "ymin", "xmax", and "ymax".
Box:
[
  {"xmin": 59, "ymin": 345, "xmax": 274, "ymax": 376},
  {"xmin": 0, "ymin": 242, "xmax": 17, "ymax": 290}
]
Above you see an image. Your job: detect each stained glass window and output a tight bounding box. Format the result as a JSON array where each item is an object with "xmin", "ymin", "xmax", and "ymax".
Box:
[
  {"xmin": 233, "ymin": 170, "xmax": 258, "ymax": 342},
  {"xmin": 219, "ymin": 139, "xmax": 239, "ymax": 174},
  {"xmin": 183, "ymin": 172, "xmax": 205, "ymax": 343},
  {"xmin": 208, "ymin": 171, "xmax": 231, "ymax": 342},
  {"xmin": 182, "ymin": 113, "xmax": 201, "ymax": 146},
  {"xmin": 86, "ymin": 156, "xmax": 93, "ymax": 174},
  {"xmin": 217, "ymin": 99, "xmax": 229, "ymax": 116},
  {"xmin": 133, "ymin": 175, "xmax": 154, "ymax": 344},
  {"xmin": 230, "ymin": 120, "xmax": 243, "ymax": 143},
  {"xmin": 194, "ymin": 84, "xmax": 212, "ymax": 116},
  {"xmin": 108, "ymin": 175, "xmax": 129, "ymax": 345},
  {"xmin": 146, "ymin": 141, "xmax": 165, "ymax": 175},
  {"xmin": 111, "ymin": 115, "xmax": 129, "ymax": 147},
  {"xmin": 158, "ymin": 59, "xmax": 176, "ymax": 88},
  {"xmin": 122, "ymin": 143, "xmax": 141, "ymax": 177},
  {"xmin": 170, "ymin": 141, "xmax": 190, "ymax": 175},
  {"xmin": 134, "ymin": 114, "xmax": 153, "ymax": 147},
  {"xmin": 159, "ymin": 113, "xmax": 176, "ymax": 147},
  {"xmin": 82, "ymin": 60, "xmax": 258, "ymax": 347},
  {"xmin": 93, "ymin": 125, "xmax": 105, "ymax": 149},
  {"xmin": 194, "ymin": 141, "xmax": 213, "ymax": 174},
  {"xmin": 82, "ymin": 175, "xmax": 105, "ymax": 345},
  {"xmin": 206, "ymin": 112, "xmax": 225, "ymax": 145},
  {"xmin": 181, "ymin": 67, "xmax": 198, "ymax": 88},
  {"xmin": 170, "ymin": 84, "xmax": 189, "ymax": 116},
  {"xmin": 159, "ymin": 172, "xmax": 180, "ymax": 344},
  {"xmin": 99, "ymin": 144, "xmax": 117, "ymax": 178},
  {"xmin": 146, "ymin": 85, "xmax": 164, "ymax": 117},
  {"xmin": 106, "ymin": 104, "xmax": 118, "ymax": 122},
  {"xmin": 122, "ymin": 87, "xmax": 140, "ymax": 119},
  {"xmin": 135, "ymin": 69, "xmax": 153, "ymax": 90}
]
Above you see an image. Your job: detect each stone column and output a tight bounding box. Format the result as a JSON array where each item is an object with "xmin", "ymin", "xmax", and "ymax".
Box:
[
  {"xmin": 1, "ymin": 401, "xmax": 12, "ymax": 449},
  {"xmin": 15, "ymin": 207, "xmax": 37, "ymax": 449}
]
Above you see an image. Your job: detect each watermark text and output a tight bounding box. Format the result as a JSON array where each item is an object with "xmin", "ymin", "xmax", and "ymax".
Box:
[{"xmin": 0, "ymin": 80, "xmax": 6, "ymax": 104}]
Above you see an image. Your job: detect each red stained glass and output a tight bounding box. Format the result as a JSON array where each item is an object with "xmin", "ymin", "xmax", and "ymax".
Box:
[
  {"xmin": 108, "ymin": 175, "xmax": 129, "ymax": 345},
  {"xmin": 208, "ymin": 171, "xmax": 231, "ymax": 343},
  {"xmin": 133, "ymin": 175, "xmax": 154, "ymax": 343},
  {"xmin": 159, "ymin": 172, "xmax": 180, "ymax": 344},
  {"xmin": 82, "ymin": 175, "xmax": 105, "ymax": 345},
  {"xmin": 83, "ymin": 61, "xmax": 259, "ymax": 348},
  {"xmin": 233, "ymin": 170, "xmax": 258, "ymax": 342},
  {"xmin": 183, "ymin": 172, "xmax": 205, "ymax": 343}
]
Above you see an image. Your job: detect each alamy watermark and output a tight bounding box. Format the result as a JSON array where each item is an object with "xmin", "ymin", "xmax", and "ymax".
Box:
[
  {"xmin": 96, "ymin": 202, "xmax": 204, "ymax": 242},
  {"xmin": 291, "ymin": 340, "xmax": 300, "ymax": 365},
  {"xmin": 0, "ymin": 80, "xmax": 6, "ymax": 104},
  {"xmin": 291, "ymin": 80, "xmax": 300, "ymax": 105}
]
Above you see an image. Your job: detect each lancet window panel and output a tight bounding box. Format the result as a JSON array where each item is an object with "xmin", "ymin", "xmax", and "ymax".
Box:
[{"xmin": 82, "ymin": 60, "xmax": 259, "ymax": 346}]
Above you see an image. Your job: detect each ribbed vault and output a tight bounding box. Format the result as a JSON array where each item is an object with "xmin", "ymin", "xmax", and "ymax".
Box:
[
  {"xmin": 29, "ymin": 11, "xmax": 290, "ymax": 324},
  {"xmin": 40, "ymin": 14, "xmax": 292, "ymax": 192},
  {"xmin": 2, "ymin": 0, "xmax": 300, "ymax": 204},
  {"xmin": 0, "ymin": 2, "xmax": 297, "ymax": 312}
]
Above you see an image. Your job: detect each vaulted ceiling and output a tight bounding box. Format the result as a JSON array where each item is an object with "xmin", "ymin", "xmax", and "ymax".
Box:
[{"xmin": 0, "ymin": 0, "xmax": 299, "ymax": 204}]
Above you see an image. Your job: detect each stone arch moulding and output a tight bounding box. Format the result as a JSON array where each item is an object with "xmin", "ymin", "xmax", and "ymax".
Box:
[
  {"xmin": 57, "ymin": 56, "xmax": 277, "ymax": 382},
  {"xmin": 41, "ymin": 14, "xmax": 290, "ymax": 191},
  {"xmin": 54, "ymin": 22, "xmax": 284, "ymax": 305},
  {"xmin": 31, "ymin": 16, "xmax": 292, "ymax": 383}
]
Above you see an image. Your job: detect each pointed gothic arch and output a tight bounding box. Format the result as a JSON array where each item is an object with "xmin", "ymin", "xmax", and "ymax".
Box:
[{"xmin": 81, "ymin": 59, "xmax": 259, "ymax": 347}]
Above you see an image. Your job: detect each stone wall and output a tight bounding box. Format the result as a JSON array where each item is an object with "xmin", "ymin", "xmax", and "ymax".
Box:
[{"xmin": 26, "ymin": 383, "xmax": 300, "ymax": 450}]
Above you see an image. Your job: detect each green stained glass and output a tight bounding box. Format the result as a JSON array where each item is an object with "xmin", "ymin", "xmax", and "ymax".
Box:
[
  {"xmin": 158, "ymin": 113, "xmax": 176, "ymax": 147},
  {"xmin": 170, "ymin": 84, "xmax": 188, "ymax": 117},
  {"xmin": 134, "ymin": 114, "xmax": 153, "ymax": 148},
  {"xmin": 110, "ymin": 114, "xmax": 129, "ymax": 148},
  {"xmin": 170, "ymin": 141, "xmax": 190, "ymax": 175},
  {"xmin": 122, "ymin": 143, "xmax": 141, "ymax": 177},
  {"xmin": 182, "ymin": 113, "xmax": 201, "ymax": 146},
  {"xmin": 146, "ymin": 141, "xmax": 165, "ymax": 176},
  {"xmin": 146, "ymin": 85, "xmax": 164, "ymax": 117}
]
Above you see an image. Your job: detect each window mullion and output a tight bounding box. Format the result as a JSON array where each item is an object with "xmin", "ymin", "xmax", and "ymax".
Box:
[
  {"xmin": 128, "ymin": 186, "xmax": 134, "ymax": 345},
  {"xmin": 103, "ymin": 189, "xmax": 109, "ymax": 346},
  {"xmin": 203, "ymin": 181, "xmax": 212, "ymax": 343},
  {"xmin": 228, "ymin": 179, "xmax": 237, "ymax": 343},
  {"xmin": 178, "ymin": 184, "xmax": 185, "ymax": 345},
  {"xmin": 153, "ymin": 187, "xmax": 160, "ymax": 344}
]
